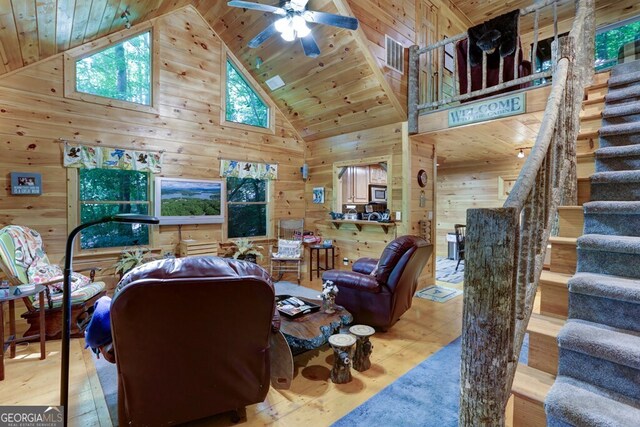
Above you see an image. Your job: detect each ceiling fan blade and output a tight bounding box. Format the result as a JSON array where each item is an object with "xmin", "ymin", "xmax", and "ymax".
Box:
[
  {"xmin": 300, "ymin": 33, "xmax": 321, "ymax": 58},
  {"xmin": 248, "ymin": 23, "xmax": 279, "ymax": 48},
  {"xmin": 304, "ymin": 10, "xmax": 358, "ymax": 31},
  {"xmin": 227, "ymin": 1, "xmax": 285, "ymax": 15}
]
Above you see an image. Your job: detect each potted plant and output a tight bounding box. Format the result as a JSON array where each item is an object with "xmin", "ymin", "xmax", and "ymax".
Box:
[
  {"xmin": 229, "ymin": 238, "xmax": 264, "ymax": 263},
  {"xmin": 113, "ymin": 247, "xmax": 155, "ymax": 279}
]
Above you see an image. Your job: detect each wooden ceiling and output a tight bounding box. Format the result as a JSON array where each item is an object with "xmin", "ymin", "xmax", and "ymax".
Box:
[
  {"xmin": 0, "ymin": 0, "xmax": 405, "ymax": 141},
  {"xmin": 197, "ymin": 0, "xmax": 404, "ymax": 141},
  {"xmin": 0, "ymin": 1, "xmax": 638, "ymax": 141},
  {"xmin": 451, "ymin": 0, "xmax": 640, "ymax": 28},
  {"xmin": 0, "ymin": 0, "xmax": 194, "ymax": 75}
]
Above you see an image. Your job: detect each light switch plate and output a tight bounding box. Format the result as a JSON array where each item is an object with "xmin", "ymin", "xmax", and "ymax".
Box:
[
  {"xmin": 428, "ymin": 211, "xmax": 433, "ymax": 220},
  {"xmin": 395, "ymin": 211, "xmax": 402, "ymax": 221}
]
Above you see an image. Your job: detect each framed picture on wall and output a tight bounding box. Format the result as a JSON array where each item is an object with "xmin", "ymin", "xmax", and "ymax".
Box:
[
  {"xmin": 312, "ymin": 187, "xmax": 325, "ymax": 204},
  {"xmin": 11, "ymin": 172, "xmax": 42, "ymax": 195}
]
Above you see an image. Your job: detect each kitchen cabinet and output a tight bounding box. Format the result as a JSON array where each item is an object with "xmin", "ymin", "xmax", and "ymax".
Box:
[
  {"xmin": 342, "ymin": 166, "xmax": 369, "ymax": 204},
  {"xmin": 369, "ymin": 165, "xmax": 387, "ymax": 185}
]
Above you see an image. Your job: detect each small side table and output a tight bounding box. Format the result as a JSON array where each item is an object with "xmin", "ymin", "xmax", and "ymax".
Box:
[
  {"xmin": 328, "ymin": 333, "xmax": 356, "ymax": 384},
  {"xmin": 1, "ymin": 284, "xmax": 46, "ymax": 381},
  {"xmin": 308, "ymin": 245, "xmax": 335, "ymax": 281},
  {"xmin": 350, "ymin": 324, "xmax": 375, "ymax": 372}
]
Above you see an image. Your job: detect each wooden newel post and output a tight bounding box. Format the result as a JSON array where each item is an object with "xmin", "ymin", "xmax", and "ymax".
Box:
[
  {"xmin": 329, "ymin": 334, "xmax": 356, "ymax": 384},
  {"xmin": 408, "ymin": 45, "xmax": 420, "ymax": 135},
  {"xmin": 459, "ymin": 207, "xmax": 519, "ymax": 427}
]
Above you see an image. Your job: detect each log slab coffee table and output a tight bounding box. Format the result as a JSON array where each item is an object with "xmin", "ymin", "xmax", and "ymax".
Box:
[
  {"xmin": 269, "ymin": 292, "xmax": 352, "ymax": 390},
  {"xmin": 279, "ymin": 297, "xmax": 353, "ymax": 354}
]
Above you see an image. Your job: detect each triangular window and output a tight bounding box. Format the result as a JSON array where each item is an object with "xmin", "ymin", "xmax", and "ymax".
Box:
[
  {"xmin": 225, "ymin": 59, "xmax": 269, "ymax": 128},
  {"xmin": 75, "ymin": 31, "xmax": 152, "ymax": 106}
]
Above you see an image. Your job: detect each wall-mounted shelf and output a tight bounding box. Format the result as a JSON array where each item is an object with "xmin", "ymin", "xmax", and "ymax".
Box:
[{"xmin": 328, "ymin": 220, "xmax": 396, "ymax": 234}]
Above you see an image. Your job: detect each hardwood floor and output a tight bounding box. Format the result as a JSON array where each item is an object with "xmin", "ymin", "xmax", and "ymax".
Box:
[{"xmin": 1, "ymin": 279, "xmax": 463, "ymax": 426}]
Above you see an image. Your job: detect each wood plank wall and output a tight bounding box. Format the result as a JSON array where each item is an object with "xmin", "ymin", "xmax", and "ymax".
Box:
[
  {"xmin": 348, "ymin": 0, "xmax": 471, "ymax": 116},
  {"xmin": 305, "ymin": 122, "xmax": 436, "ymax": 284},
  {"xmin": 0, "ymin": 6, "xmax": 304, "ymax": 292},
  {"xmin": 436, "ymin": 158, "xmax": 526, "ymax": 257}
]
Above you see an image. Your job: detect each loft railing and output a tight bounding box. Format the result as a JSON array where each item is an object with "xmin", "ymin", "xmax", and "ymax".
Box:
[
  {"xmin": 408, "ymin": 0, "xmax": 564, "ymax": 133},
  {"xmin": 458, "ymin": 0, "xmax": 595, "ymax": 425}
]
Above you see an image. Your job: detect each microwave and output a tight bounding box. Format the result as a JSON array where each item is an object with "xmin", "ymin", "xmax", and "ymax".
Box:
[{"xmin": 370, "ymin": 185, "xmax": 387, "ymax": 203}]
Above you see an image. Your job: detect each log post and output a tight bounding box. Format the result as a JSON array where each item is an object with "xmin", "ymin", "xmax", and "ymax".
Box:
[
  {"xmin": 459, "ymin": 207, "xmax": 519, "ymax": 427},
  {"xmin": 408, "ymin": 45, "xmax": 420, "ymax": 134},
  {"xmin": 556, "ymin": 36, "xmax": 580, "ymax": 206}
]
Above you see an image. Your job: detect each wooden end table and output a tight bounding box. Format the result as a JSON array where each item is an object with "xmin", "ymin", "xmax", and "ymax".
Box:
[
  {"xmin": 1, "ymin": 284, "xmax": 46, "ymax": 380},
  {"xmin": 308, "ymin": 245, "xmax": 335, "ymax": 281}
]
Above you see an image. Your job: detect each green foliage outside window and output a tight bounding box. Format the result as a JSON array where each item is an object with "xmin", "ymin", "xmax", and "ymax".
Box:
[
  {"xmin": 595, "ymin": 19, "xmax": 640, "ymax": 71},
  {"xmin": 227, "ymin": 177, "xmax": 267, "ymax": 238},
  {"xmin": 79, "ymin": 169, "xmax": 150, "ymax": 249},
  {"xmin": 76, "ymin": 31, "xmax": 151, "ymax": 105},
  {"xmin": 225, "ymin": 59, "xmax": 269, "ymax": 128}
]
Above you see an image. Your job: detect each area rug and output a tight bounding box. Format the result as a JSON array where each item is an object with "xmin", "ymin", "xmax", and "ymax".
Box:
[
  {"xmin": 333, "ymin": 337, "xmax": 462, "ymax": 426},
  {"xmin": 436, "ymin": 256, "xmax": 464, "ymax": 284},
  {"xmin": 333, "ymin": 335, "xmax": 530, "ymax": 426},
  {"xmin": 415, "ymin": 285, "xmax": 462, "ymax": 303}
]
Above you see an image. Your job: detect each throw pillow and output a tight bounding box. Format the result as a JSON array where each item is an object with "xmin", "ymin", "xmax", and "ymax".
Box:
[{"xmin": 276, "ymin": 239, "xmax": 302, "ymax": 258}]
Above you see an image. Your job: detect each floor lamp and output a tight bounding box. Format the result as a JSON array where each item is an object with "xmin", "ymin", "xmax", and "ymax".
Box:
[{"xmin": 60, "ymin": 214, "xmax": 159, "ymax": 426}]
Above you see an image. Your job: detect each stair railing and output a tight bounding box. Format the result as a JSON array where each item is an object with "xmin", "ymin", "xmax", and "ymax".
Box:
[
  {"xmin": 408, "ymin": 0, "xmax": 562, "ymax": 134},
  {"xmin": 458, "ymin": 0, "xmax": 595, "ymax": 426}
]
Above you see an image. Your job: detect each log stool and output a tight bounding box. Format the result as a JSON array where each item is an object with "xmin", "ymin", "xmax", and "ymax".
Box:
[
  {"xmin": 349, "ymin": 324, "xmax": 374, "ymax": 372},
  {"xmin": 328, "ymin": 333, "xmax": 356, "ymax": 384}
]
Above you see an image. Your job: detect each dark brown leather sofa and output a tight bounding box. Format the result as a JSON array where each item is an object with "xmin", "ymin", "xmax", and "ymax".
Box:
[
  {"xmin": 110, "ymin": 256, "xmax": 277, "ymax": 426},
  {"xmin": 322, "ymin": 236, "xmax": 432, "ymax": 330}
]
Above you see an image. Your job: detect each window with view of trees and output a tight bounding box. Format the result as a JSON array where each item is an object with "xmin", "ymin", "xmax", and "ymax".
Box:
[
  {"xmin": 225, "ymin": 59, "xmax": 269, "ymax": 128},
  {"xmin": 595, "ymin": 16, "xmax": 640, "ymax": 71},
  {"xmin": 227, "ymin": 177, "xmax": 268, "ymax": 238},
  {"xmin": 79, "ymin": 169, "xmax": 151, "ymax": 250},
  {"xmin": 75, "ymin": 31, "xmax": 151, "ymax": 105}
]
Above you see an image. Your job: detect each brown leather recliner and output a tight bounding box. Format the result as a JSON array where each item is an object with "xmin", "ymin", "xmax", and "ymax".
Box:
[
  {"xmin": 111, "ymin": 256, "xmax": 277, "ymax": 426},
  {"xmin": 322, "ymin": 236, "xmax": 432, "ymax": 330}
]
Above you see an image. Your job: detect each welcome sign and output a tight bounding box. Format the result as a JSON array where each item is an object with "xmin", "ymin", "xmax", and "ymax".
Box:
[{"xmin": 448, "ymin": 92, "xmax": 526, "ymax": 127}]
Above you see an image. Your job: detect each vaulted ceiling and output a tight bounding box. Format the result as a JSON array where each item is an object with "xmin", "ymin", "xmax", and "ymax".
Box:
[
  {"xmin": 0, "ymin": 0, "xmax": 406, "ymax": 141},
  {"xmin": 0, "ymin": 0, "xmax": 638, "ymax": 141}
]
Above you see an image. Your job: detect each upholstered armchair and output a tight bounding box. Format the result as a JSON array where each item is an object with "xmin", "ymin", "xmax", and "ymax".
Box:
[
  {"xmin": 110, "ymin": 256, "xmax": 278, "ymax": 425},
  {"xmin": 322, "ymin": 236, "xmax": 432, "ymax": 330}
]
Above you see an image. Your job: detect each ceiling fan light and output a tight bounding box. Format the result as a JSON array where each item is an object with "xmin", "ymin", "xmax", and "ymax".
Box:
[
  {"xmin": 274, "ymin": 17, "xmax": 290, "ymax": 33},
  {"xmin": 292, "ymin": 15, "xmax": 307, "ymax": 31},
  {"xmin": 281, "ymin": 27, "xmax": 296, "ymax": 42},
  {"xmin": 296, "ymin": 24, "xmax": 311, "ymax": 38}
]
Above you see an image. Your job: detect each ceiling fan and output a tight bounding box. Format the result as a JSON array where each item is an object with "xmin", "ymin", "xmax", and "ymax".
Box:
[{"xmin": 227, "ymin": 0, "xmax": 359, "ymax": 58}]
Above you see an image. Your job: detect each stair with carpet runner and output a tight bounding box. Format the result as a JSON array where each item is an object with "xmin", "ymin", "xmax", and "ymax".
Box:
[
  {"xmin": 545, "ymin": 59, "xmax": 640, "ymax": 425},
  {"xmin": 509, "ymin": 70, "xmax": 611, "ymax": 426}
]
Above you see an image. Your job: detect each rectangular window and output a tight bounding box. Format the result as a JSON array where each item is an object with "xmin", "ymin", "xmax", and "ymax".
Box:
[
  {"xmin": 73, "ymin": 30, "xmax": 153, "ymax": 106},
  {"xmin": 79, "ymin": 169, "xmax": 151, "ymax": 249},
  {"xmin": 595, "ymin": 16, "xmax": 640, "ymax": 71},
  {"xmin": 225, "ymin": 59, "xmax": 269, "ymax": 128},
  {"xmin": 226, "ymin": 177, "xmax": 268, "ymax": 238}
]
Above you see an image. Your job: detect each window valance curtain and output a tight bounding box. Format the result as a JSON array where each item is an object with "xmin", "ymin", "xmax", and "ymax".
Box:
[
  {"xmin": 63, "ymin": 142, "xmax": 163, "ymax": 173},
  {"xmin": 220, "ymin": 159, "xmax": 278, "ymax": 180}
]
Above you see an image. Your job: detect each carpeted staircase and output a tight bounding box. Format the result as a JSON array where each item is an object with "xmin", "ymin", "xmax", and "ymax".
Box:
[{"xmin": 545, "ymin": 60, "xmax": 640, "ymax": 425}]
